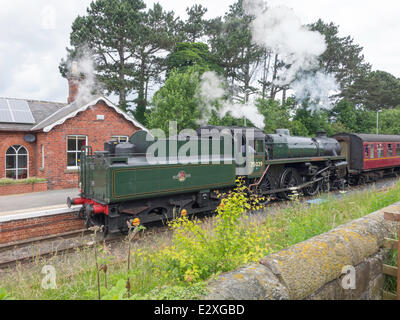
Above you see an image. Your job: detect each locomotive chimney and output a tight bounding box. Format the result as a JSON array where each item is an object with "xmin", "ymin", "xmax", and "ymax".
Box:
[
  {"xmin": 67, "ymin": 61, "xmax": 82, "ymax": 104},
  {"xmin": 316, "ymin": 131, "xmax": 327, "ymax": 138}
]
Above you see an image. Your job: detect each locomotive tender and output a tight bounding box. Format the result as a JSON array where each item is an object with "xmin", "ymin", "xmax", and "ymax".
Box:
[{"xmin": 68, "ymin": 126, "xmax": 348, "ymax": 234}]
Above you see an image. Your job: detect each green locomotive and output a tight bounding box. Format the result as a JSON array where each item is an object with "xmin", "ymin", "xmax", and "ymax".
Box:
[{"xmin": 68, "ymin": 126, "xmax": 347, "ymax": 234}]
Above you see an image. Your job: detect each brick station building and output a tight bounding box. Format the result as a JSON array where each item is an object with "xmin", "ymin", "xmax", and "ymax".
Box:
[{"xmin": 0, "ymin": 80, "xmax": 146, "ymax": 191}]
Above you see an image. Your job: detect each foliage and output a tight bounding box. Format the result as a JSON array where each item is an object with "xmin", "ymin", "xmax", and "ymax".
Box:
[
  {"xmin": 0, "ymin": 288, "xmax": 13, "ymax": 300},
  {"xmin": 361, "ymin": 70, "xmax": 400, "ymax": 110},
  {"xmin": 329, "ymin": 99, "xmax": 375, "ymax": 133},
  {"xmin": 292, "ymin": 103, "xmax": 334, "ymax": 136},
  {"xmin": 151, "ymin": 178, "xmax": 267, "ymax": 283},
  {"xmin": 0, "ymin": 177, "xmax": 47, "ymax": 186},
  {"xmin": 383, "ymin": 249, "xmax": 398, "ymax": 295},
  {"xmin": 60, "ymin": 0, "xmax": 146, "ymax": 110},
  {"xmin": 208, "ymin": 0, "xmax": 263, "ymax": 103},
  {"xmin": 378, "ymin": 107, "xmax": 400, "ymax": 135},
  {"xmin": 166, "ymin": 42, "xmax": 222, "ymax": 76},
  {"xmin": 182, "ymin": 4, "xmax": 209, "ymax": 43},
  {"xmin": 60, "ymin": 0, "xmax": 180, "ymax": 120},
  {"xmin": 146, "ymin": 66, "xmax": 202, "ymax": 134},
  {"xmin": 309, "ymin": 19, "xmax": 371, "ymax": 102},
  {"xmin": 256, "ymin": 98, "xmax": 293, "ymax": 134}
]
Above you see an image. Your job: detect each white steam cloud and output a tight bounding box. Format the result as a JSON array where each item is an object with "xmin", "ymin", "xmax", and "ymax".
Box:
[
  {"xmin": 67, "ymin": 47, "xmax": 102, "ymax": 106},
  {"xmin": 292, "ymin": 72, "xmax": 339, "ymax": 111},
  {"xmin": 198, "ymin": 71, "xmax": 265, "ymax": 129},
  {"xmin": 244, "ymin": 0, "xmax": 339, "ymax": 109}
]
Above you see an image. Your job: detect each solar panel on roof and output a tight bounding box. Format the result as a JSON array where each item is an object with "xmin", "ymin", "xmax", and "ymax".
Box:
[
  {"xmin": 8, "ymin": 99, "xmax": 35, "ymax": 124},
  {"xmin": 0, "ymin": 98, "xmax": 13, "ymax": 123},
  {"xmin": 0, "ymin": 99, "xmax": 35, "ymax": 124}
]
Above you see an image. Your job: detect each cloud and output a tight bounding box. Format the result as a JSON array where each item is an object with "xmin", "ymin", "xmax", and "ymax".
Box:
[{"xmin": 0, "ymin": 0, "xmax": 91, "ymax": 102}]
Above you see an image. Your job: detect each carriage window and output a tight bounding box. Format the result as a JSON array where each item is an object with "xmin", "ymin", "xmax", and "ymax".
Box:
[
  {"xmin": 377, "ymin": 144, "xmax": 384, "ymax": 158},
  {"xmin": 364, "ymin": 145, "xmax": 369, "ymax": 158},
  {"xmin": 397, "ymin": 144, "xmax": 400, "ymax": 156},
  {"xmin": 388, "ymin": 144, "xmax": 394, "ymax": 157},
  {"xmin": 370, "ymin": 144, "xmax": 375, "ymax": 158}
]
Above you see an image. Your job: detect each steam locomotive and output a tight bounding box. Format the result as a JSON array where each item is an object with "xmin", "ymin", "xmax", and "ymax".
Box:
[{"xmin": 68, "ymin": 126, "xmax": 349, "ymax": 234}]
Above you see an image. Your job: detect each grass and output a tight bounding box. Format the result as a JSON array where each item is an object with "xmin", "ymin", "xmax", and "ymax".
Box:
[
  {"xmin": 0, "ymin": 177, "xmax": 47, "ymax": 186},
  {"xmin": 383, "ymin": 242, "xmax": 399, "ymax": 295},
  {"xmin": 1, "ymin": 181, "xmax": 400, "ymax": 300}
]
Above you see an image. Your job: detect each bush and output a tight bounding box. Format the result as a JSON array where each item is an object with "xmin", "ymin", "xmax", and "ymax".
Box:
[
  {"xmin": 0, "ymin": 177, "xmax": 47, "ymax": 186},
  {"xmin": 151, "ymin": 178, "xmax": 268, "ymax": 283}
]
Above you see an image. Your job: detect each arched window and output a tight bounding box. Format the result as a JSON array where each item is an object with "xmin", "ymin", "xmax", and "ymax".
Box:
[{"xmin": 5, "ymin": 145, "xmax": 28, "ymax": 180}]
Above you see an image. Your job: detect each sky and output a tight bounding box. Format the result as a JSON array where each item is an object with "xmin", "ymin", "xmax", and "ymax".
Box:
[{"xmin": 0, "ymin": 0, "xmax": 399, "ymax": 104}]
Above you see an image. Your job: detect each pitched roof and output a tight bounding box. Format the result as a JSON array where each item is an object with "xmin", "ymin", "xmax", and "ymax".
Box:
[{"xmin": 0, "ymin": 96, "xmax": 147, "ymax": 133}]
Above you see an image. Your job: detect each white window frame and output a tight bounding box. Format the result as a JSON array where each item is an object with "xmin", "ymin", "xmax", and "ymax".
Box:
[
  {"xmin": 41, "ymin": 145, "xmax": 45, "ymax": 169},
  {"xmin": 111, "ymin": 135, "xmax": 129, "ymax": 143},
  {"xmin": 67, "ymin": 135, "xmax": 88, "ymax": 170},
  {"xmin": 5, "ymin": 145, "xmax": 29, "ymax": 180}
]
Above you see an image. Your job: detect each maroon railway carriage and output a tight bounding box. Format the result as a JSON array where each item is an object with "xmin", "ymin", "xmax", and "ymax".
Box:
[{"xmin": 332, "ymin": 133, "xmax": 400, "ymax": 184}]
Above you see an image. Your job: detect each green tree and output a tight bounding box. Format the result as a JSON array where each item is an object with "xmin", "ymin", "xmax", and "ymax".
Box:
[
  {"xmin": 309, "ymin": 20, "xmax": 371, "ymax": 103},
  {"xmin": 256, "ymin": 98, "xmax": 292, "ymax": 134},
  {"xmin": 166, "ymin": 42, "xmax": 222, "ymax": 75},
  {"xmin": 132, "ymin": 3, "xmax": 182, "ymax": 124},
  {"xmin": 60, "ymin": 0, "xmax": 146, "ymax": 110},
  {"xmin": 360, "ymin": 71, "xmax": 400, "ymax": 110},
  {"xmin": 378, "ymin": 107, "xmax": 400, "ymax": 134},
  {"xmin": 293, "ymin": 103, "xmax": 333, "ymax": 136},
  {"xmin": 146, "ymin": 66, "xmax": 203, "ymax": 134},
  {"xmin": 209, "ymin": 0, "xmax": 263, "ymax": 103},
  {"xmin": 183, "ymin": 4, "xmax": 208, "ymax": 42}
]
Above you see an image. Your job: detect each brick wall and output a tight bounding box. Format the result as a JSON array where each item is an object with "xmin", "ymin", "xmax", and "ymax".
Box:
[
  {"xmin": 0, "ymin": 182, "xmax": 47, "ymax": 196},
  {"xmin": 0, "ymin": 132, "xmax": 36, "ymax": 179},
  {"xmin": 0, "ymin": 212, "xmax": 84, "ymax": 244}
]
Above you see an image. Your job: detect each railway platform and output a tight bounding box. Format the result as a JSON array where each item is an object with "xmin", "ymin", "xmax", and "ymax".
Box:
[
  {"xmin": 0, "ymin": 188, "xmax": 80, "ymax": 221},
  {"xmin": 0, "ymin": 189, "xmax": 83, "ymax": 244}
]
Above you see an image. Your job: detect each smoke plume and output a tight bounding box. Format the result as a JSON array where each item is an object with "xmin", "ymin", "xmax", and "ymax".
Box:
[
  {"xmin": 198, "ymin": 71, "xmax": 265, "ymax": 129},
  {"xmin": 244, "ymin": 0, "xmax": 339, "ymax": 109},
  {"xmin": 67, "ymin": 46, "xmax": 102, "ymax": 106}
]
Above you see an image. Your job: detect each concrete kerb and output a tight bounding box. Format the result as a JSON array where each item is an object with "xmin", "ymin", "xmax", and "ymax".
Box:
[{"xmin": 0, "ymin": 206, "xmax": 80, "ymax": 223}]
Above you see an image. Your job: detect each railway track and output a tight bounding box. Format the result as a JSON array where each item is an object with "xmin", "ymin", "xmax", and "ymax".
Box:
[
  {"xmin": 1, "ymin": 175, "xmax": 399, "ymax": 271},
  {"xmin": 0, "ymin": 221, "xmax": 171, "ymax": 270}
]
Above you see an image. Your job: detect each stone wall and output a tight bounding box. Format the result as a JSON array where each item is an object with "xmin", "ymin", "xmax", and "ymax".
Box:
[{"xmin": 204, "ymin": 203, "xmax": 399, "ymax": 300}]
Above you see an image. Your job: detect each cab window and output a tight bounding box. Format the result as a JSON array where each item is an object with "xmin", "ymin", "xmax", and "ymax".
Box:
[{"xmin": 255, "ymin": 140, "xmax": 264, "ymax": 154}]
